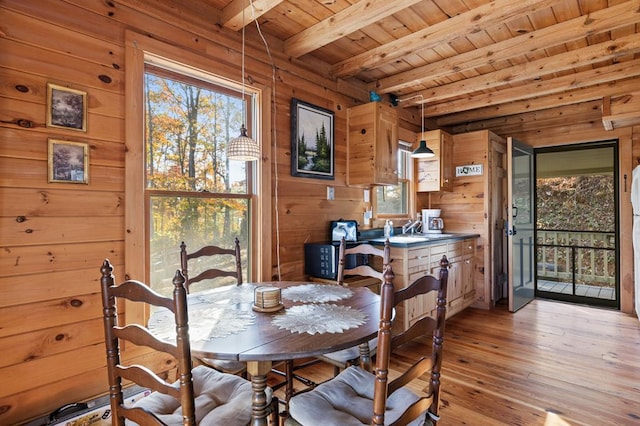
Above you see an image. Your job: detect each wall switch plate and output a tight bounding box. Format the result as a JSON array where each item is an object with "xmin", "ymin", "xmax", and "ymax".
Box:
[
  {"xmin": 364, "ymin": 189, "xmax": 370, "ymax": 203},
  {"xmin": 327, "ymin": 186, "xmax": 335, "ymax": 200}
]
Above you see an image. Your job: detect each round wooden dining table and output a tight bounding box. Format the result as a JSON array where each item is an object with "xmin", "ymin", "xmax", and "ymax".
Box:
[{"xmin": 148, "ymin": 281, "xmax": 381, "ymax": 426}]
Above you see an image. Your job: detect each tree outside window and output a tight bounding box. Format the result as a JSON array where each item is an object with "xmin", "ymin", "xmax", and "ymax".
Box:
[{"xmin": 145, "ymin": 67, "xmax": 254, "ymax": 296}]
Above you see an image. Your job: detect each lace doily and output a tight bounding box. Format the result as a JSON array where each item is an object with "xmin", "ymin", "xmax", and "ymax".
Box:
[
  {"xmin": 282, "ymin": 284, "xmax": 353, "ymax": 303},
  {"xmin": 272, "ymin": 304, "xmax": 367, "ymax": 335},
  {"xmin": 194, "ymin": 285, "xmax": 255, "ymax": 305},
  {"xmin": 149, "ymin": 301, "xmax": 255, "ymax": 341}
]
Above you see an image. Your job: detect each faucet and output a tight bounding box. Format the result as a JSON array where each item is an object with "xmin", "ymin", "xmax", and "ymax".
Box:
[{"xmin": 402, "ymin": 214, "xmax": 422, "ymax": 234}]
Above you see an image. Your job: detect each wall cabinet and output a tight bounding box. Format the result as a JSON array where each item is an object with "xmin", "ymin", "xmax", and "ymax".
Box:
[
  {"xmin": 347, "ymin": 102, "xmax": 398, "ymax": 185},
  {"xmin": 415, "ymin": 129, "xmax": 453, "ymax": 192}
]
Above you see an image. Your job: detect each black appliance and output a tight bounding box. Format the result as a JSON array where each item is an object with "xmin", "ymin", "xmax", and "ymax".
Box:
[{"xmin": 304, "ymin": 219, "xmax": 369, "ymax": 280}]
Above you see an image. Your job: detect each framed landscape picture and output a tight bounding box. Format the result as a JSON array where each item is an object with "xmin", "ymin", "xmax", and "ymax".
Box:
[
  {"xmin": 46, "ymin": 83, "xmax": 87, "ymax": 132},
  {"xmin": 48, "ymin": 139, "xmax": 89, "ymax": 184},
  {"xmin": 291, "ymin": 98, "xmax": 334, "ymax": 180}
]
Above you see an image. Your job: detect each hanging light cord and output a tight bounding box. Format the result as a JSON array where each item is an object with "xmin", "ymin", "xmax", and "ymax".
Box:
[
  {"xmin": 241, "ymin": 6, "xmax": 246, "ymax": 126},
  {"xmin": 421, "ymin": 99, "xmax": 425, "ymax": 140},
  {"xmin": 249, "ymin": 0, "xmax": 282, "ymax": 281}
]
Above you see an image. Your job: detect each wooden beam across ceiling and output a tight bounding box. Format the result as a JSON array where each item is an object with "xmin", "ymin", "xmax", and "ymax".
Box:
[
  {"xmin": 284, "ymin": 0, "xmax": 423, "ymax": 58},
  {"xmin": 374, "ymin": 0, "xmax": 640, "ymax": 95},
  {"xmin": 427, "ymin": 58, "xmax": 640, "ymax": 118},
  {"xmin": 330, "ymin": 0, "xmax": 558, "ymax": 78},
  {"xmin": 221, "ymin": 0, "xmax": 283, "ymax": 31},
  {"xmin": 435, "ymin": 76, "xmax": 640, "ymax": 126}
]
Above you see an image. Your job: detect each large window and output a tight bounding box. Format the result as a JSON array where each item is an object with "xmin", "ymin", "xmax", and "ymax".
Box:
[
  {"xmin": 144, "ymin": 66, "xmax": 255, "ymax": 296},
  {"xmin": 375, "ymin": 141, "xmax": 412, "ymax": 217}
]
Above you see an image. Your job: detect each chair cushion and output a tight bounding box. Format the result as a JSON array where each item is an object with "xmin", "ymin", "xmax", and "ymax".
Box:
[
  {"xmin": 129, "ymin": 365, "xmax": 268, "ymax": 426},
  {"xmin": 288, "ymin": 366, "xmax": 425, "ymax": 426},
  {"xmin": 320, "ymin": 337, "xmax": 378, "ymax": 365}
]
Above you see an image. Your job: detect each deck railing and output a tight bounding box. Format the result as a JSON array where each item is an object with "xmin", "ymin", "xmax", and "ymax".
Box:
[{"xmin": 536, "ymin": 230, "xmax": 616, "ymax": 287}]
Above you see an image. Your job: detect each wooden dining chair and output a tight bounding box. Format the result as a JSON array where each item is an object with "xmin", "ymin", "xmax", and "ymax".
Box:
[
  {"xmin": 180, "ymin": 237, "xmax": 243, "ymax": 292},
  {"xmin": 273, "ymin": 239, "xmax": 391, "ymax": 413},
  {"xmin": 180, "ymin": 238, "xmax": 248, "ymax": 378},
  {"xmin": 99, "ymin": 259, "xmax": 277, "ymax": 425},
  {"xmin": 287, "ymin": 255, "xmax": 449, "ymax": 426},
  {"xmin": 315, "ymin": 237, "xmax": 391, "ymax": 375}
]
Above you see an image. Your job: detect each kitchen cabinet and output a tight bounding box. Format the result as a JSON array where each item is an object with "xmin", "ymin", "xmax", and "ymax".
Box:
[
  {"xmin": 388, "ymin": 237, "xmax": 477, "ymax": 331},
  {"xmin": 437, "ymin": 239, "xmax": 476, "ymax": 317},
  {"xmin": 347, "ymin": 102, "xmax": 398, "ymax": 185},
  {"xmin": 415, "ymin": 129, "xmax": 453, "ymax": 192}
]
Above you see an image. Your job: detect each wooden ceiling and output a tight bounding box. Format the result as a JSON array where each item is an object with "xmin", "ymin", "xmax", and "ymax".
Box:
[{"xmin": 198, "ymin": 0, "xmax": 640, "ymax": 132}]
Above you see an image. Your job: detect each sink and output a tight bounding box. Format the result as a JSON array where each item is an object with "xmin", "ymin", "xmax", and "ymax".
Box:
[
  {"xmin": 388, "ymin": 235, "xmax": 433, "ymax": 243},
  {"xmin": 370, "ymin": 233, "xmax": 459, "ymax": 244},
  {"xmin": 370, "ymin": 235, "xmax": 433, "ymax": 244}
]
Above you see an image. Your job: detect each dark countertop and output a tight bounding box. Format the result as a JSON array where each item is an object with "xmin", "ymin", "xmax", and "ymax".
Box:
[{"xmin": 367, "ymin": 233, "xmax": 480, "ymax": 248}]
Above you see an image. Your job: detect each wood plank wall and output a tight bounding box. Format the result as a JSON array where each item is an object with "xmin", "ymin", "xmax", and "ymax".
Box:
[
  {"xmin": 0, "ymin": 1, "xmax": 371, "ymax": 423},
  {"xmin": 0, "ymin": 1, "xmax": 638, "ymax": 425}
]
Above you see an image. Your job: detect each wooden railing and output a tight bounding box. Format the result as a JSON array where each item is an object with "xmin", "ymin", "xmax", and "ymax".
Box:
[{"xmin": 536, "ymin": 230, "xmax": 616, "ymax": 287}]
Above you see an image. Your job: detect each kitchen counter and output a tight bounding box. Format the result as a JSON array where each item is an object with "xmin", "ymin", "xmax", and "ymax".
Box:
[{"xmin": 368, "ymin": 232, "xmax": 480, "ymax": 248}]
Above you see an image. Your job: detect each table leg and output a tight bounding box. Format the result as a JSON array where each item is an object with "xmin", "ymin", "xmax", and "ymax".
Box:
[
  {"xmin": 358, "ymin": 341, "xmax": 372, "ymax": 372},
  {"xmin": 247, "ymin": 360, "xmax": 273, "ymax": 426}
]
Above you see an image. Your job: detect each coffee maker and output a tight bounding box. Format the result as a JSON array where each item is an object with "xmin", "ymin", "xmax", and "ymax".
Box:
[{"xmin": 422, "ymin": 209, "xmax": 444, "ymax": 233}]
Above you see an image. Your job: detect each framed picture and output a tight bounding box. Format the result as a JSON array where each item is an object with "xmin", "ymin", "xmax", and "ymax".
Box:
[
  {"xmin": 48, "ymin": 139, "xmax": 89, "ymax": 184},
  {"xmin": 46, "ymin": 83, "xmax": 87, "ymax": 132},
  {"xmin": 291, "ymin": 98, "xmax": 334, "ymax": 180}
]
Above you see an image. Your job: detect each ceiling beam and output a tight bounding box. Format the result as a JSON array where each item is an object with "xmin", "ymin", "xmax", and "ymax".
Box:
[
  {"xmin": 330, "ymin": 0, "xmax": 558, "ymax": 78},
  {"xmin": 284, "ymin": 0, "xmax": 423, "ymax": 58},
  {"xmin": 425, "ymin": 58, "xmax": 640, "ymax": 117},
  {"xmin": 221, "ymin": 0, "xmax": 284, "ymax": 31},
  {"xmin": 434, "ymin": 76, "xmax": 640, "ymax": 125},
  {"xmin": 450, "ymin": 100, "xmax": 603, "ymax": 134},
  {"xmin": 375, "ymin": 1, "xmax": 640, "ymax": 94},
  {"xmin": 409, "ymin": 33, "xmax": 640, "ymax": 106}
]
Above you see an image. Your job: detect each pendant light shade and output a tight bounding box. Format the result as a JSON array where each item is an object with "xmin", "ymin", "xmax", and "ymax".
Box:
[
  {"xmin": 411, "ymin": 98, "xmax": 435, "ymax": 158},
  {"xmin": 228, "ymin": 124, "xmax": 260, "ymax": 161},
  {"xmin": 411, "ymin": 140, "xmax": 435, "ymax": 158}
]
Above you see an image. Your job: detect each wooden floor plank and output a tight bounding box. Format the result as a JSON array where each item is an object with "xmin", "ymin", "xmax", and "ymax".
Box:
[{"xmin": 275, "ymin": 299, "xmax": 640, "ymax": 425}]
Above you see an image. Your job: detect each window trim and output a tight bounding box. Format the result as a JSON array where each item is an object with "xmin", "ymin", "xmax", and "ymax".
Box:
[{"xmin": 125, "ymin": 30, "xmax": 272, "ymax": 323}]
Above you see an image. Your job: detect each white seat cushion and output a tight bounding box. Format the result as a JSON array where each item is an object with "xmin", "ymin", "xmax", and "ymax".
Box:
[
  {"xmin": 288, "ymin": 366, "xmax": 425, "ymax": 426},
  {"xmin": 129, "ymin": 365, "xmax": 268, "ymax": 426}
]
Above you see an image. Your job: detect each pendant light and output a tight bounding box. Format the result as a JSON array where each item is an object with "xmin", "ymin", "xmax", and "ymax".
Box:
[
  {"xmin": 411, "ymin": 100, "xmax": 435, "ymax": 158},
  {"xmin": 227, "ymin": 3, "xmax": 260, "ymax": 161}
]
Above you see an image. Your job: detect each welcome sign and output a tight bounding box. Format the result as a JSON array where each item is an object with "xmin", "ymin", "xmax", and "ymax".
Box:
[{"xmin": 455, "ymin": 164, "xmax": 483, "ymax": 177}]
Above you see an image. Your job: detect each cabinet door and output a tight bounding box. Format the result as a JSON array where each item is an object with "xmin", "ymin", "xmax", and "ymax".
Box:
[
  {"xmin": 374, "ymin": 105, "xmax": 398, "ymax": 184},
  {"xmin": 446, "ymin": 259, "xmax": 464, "ymax": 316},
  {"xmin": 415, "ymin": 129, "xmax": 452, "ymax": 192},
  {"xmin": 440, "ymin": 131, "xmax": 453, "ymax": 191}
]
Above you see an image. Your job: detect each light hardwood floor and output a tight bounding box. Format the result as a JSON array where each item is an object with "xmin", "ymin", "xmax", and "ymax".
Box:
[{"xmin": 275, "ymin": 300, "xmax": 640, "ymax": 425}]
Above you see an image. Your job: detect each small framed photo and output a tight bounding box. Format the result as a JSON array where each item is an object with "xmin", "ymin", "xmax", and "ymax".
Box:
[
  {"xmin": 46, "ymin": 83, "xmax": 87, "ymax": 132},
  {"xmin": 291, "ymin": 98, "xmax": 335, "ymax": 180},
  {"xmin": 48, "ymin": 139, "xmax": 89, "ymax": 184}
]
